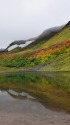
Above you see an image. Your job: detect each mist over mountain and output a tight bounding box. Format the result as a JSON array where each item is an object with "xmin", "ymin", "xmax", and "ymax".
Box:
[
  {"xmin": 19, "ymin": 24, "xmax": 65, "ymax": 50},
  {"xmin": 0, "ymin": 0, "xmax": 70, "ymax": 49},
  {"xmin": 39, "ymin": 25, "xmax": 64, "ymax": 37},
  {"xmin": 5, "ymin": 37, "xmax": 37, "ymax": 51},
  {"xmin": 1, "ymin": 23, "xmax": 67, "ymax": 52},
  {"xmin": 0, "ymin": 21, "xmax": 70, "ymax": 71},
  {"xmin": 3, "ymin": 24, "xmax": 64, "ymax": 51}
]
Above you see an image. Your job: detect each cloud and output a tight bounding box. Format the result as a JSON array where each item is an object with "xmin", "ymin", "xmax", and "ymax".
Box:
[{"xmin": 0, "ymin": 0, "xmax": 70, "ymax": 48}]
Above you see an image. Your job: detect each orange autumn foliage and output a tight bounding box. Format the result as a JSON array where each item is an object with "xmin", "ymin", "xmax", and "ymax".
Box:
[{"xmin": 30, "ymin": 40, "xmax": 70, "ymax": 58}]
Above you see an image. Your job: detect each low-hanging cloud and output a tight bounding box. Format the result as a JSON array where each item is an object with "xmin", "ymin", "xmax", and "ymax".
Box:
[{"xmin": 0, "ymin": 0, "xmax": 70, "ymax": 48}]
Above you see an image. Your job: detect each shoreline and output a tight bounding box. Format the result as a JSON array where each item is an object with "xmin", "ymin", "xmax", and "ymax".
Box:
[{"xmin": 0, "ymin": 112, "xmax": 70, "ymax": 125}]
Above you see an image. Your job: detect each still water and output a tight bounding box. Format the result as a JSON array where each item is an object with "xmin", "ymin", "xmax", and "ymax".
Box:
[{"xmin": 0, "ymin": 72, "xmax": 70, "ymax": 125}]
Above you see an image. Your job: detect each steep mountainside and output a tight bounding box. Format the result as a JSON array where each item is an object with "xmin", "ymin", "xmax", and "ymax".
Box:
[
  {"xmin": 22, "ymin": 25, "xmax": 64, "ymax": 50},
  {"xmin": 4, "ymin": 24, "xmax": 64, "ymax": 52},
  {"xmin": 0, "ymin": 21, "xmax": 70, "ymax": 71}
]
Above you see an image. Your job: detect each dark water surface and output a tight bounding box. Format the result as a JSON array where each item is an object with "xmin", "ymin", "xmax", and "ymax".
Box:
[{"xmin": 0, "ymin": 72, "xmax": 70, "ymax": 125}]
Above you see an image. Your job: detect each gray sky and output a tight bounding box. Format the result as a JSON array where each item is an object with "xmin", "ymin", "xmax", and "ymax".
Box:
[{"xmin": 0, "ymin": 0, "xmax": 70, "ymax": 48}]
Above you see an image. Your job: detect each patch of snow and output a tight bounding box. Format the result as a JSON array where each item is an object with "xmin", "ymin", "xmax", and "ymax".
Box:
[
  {"xmin": 20, "ymin": 40, "xmax": 32, "ymax": 48},
  {"xmin": 8, "ymin": 41, "xmax": 33, "ymax": 51},
  {"xmin": 8, "ymin": 45, "xmax": 18, "ymax": 51}
]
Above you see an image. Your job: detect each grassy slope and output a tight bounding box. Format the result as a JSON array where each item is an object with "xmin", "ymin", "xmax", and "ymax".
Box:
[
  {"xmin": 42, "ymin": 47, "xmax": 70, "ymax": 71},
  {"xmin": 42, "ymin": 26, "xmax": 70, "ymax": 48},
  {"xmin": 0, "ymin": 25, "xmax": 70, "ymax": 71},
  {"xmin": 41, "ymin": 26, "xmax": 70, "ymax": 71}
]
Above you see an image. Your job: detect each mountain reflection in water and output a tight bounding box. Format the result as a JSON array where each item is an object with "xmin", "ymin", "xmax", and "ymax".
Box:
[{"xmin": 0, "ymin": 72, "xmax": 70, "ymax": 113}]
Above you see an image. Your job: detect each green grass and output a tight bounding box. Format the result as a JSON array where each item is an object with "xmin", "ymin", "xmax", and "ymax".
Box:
[
  {"xmin": 42, "ymin": 26, "xmax": 70, "ymax": 48},
  {"xmin": 42, "ymin": 47, "xmax": 70, "ymax": 71}
]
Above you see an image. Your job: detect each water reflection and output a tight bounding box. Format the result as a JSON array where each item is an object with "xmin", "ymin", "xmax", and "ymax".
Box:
[
  {"xmin": 7, "ymin": 90, "xmax": 35, "ymax": 100},
  {"xmin": 0, "ymin": 72, "xmax": 70, "ymax": 113}
]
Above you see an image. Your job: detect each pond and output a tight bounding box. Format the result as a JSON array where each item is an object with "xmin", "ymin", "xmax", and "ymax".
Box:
[{"xmin": 0, "ymin": 72, "xmax": 70, "ymax": 125}]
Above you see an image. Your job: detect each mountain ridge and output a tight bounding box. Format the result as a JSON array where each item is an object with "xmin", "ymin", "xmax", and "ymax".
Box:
[
  {"xmin": 2, "ymin": 23, "xmax": 65, "ymax": 52},
  {"xmin": 0, "ymin": 21, "xmax": 70, "ymax": 71}
]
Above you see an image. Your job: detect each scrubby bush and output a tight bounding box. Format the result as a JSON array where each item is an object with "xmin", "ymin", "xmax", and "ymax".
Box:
[{"xmin": 31, "ymin": 58, "xmax": 42, "ymax": 65}]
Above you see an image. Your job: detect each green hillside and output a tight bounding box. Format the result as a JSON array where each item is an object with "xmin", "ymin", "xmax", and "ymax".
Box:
[
  {"xmin": 0, "ymin": 22, "xmax": 70, "ymax": 71},
  {"xmin": 42, "ymin": 26, "xmax": 70, "ymax": 48}
]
